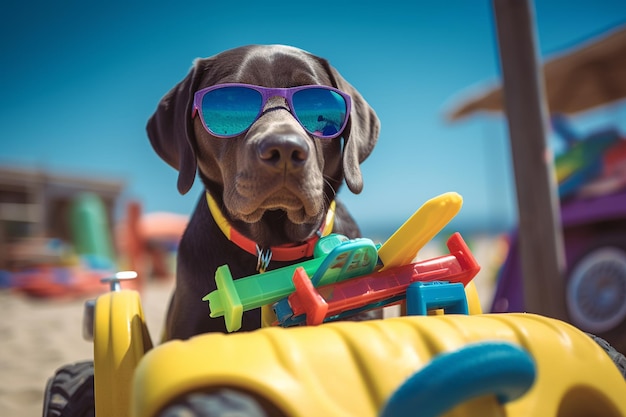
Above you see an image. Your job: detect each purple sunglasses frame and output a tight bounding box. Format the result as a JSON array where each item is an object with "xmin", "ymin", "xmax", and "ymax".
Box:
[{"xmin": 191, "ymin": 83, "xmax": 352, "ymax": 139}]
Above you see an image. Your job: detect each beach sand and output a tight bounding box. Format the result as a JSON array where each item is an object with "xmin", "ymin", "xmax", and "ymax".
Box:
[
  {"xmin": 0, "ymin": 278, "xmax": 175, "ymax": 417},
  {"xmin": 0, "ymin": 235, "xmax": 500, "ymax": 417}
]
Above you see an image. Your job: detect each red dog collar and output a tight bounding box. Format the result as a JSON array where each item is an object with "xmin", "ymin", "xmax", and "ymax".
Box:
[{"xmin": 206, "ymin": 192, "xmax": 335, "ymax": 268}]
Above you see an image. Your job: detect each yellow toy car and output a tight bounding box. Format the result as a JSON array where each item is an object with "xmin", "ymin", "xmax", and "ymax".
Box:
[
  {"xmin": 43, "ymin": 282, "xmax": 626, "ymax": 417},
  {"xmin": 42, "ymin": 193, "xmax": 626, "ymax": 417}
]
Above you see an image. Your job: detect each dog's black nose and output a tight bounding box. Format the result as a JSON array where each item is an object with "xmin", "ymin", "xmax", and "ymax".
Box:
[{"xmin": 258, "ymin": 133, "xmax": 310, "ymax": 171}]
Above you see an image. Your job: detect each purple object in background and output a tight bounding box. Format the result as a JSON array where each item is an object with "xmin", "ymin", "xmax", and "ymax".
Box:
[{"xmin": 491, "ymin": 188, "xmax": 626, "ymax": 353}]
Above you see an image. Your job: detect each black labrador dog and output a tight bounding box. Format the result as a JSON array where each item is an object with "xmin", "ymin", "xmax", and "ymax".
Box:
[{"xmin": 147, "ymin": 45, "xmax": 380, "ymax": 340}]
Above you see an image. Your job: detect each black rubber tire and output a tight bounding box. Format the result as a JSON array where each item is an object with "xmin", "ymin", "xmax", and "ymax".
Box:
[
  {"xmin": 158, "ymin": 389, "xmax": 282, "ymax": 417},
  {"xmin": 587, "ymin": 333, "xmax": 626, "ymax": 380},
  {"xmin": 42, "ymin": 361, "xmax": 95, "ymax": 417}
]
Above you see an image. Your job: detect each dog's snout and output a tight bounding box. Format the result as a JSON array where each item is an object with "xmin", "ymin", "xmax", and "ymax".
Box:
[{"xmin": 258, "ymin": 133, "xmax": 310, "ymax": 171}]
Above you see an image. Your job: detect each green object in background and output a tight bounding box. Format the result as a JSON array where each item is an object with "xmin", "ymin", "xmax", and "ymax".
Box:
[{"xmin": 70, "ymin": 192, "xmax": 116, "ymax": 268}]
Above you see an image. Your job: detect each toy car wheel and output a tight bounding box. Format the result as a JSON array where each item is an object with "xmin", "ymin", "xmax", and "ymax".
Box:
[
  {"xmin": 42, "ymin": 361, "xmax": 95, "ymax": 417},
  {"xmin": 158, "ymin": 389, "xmax": 282, "ymax": 417},
  {"xmin": 587, "ymin": 333, "xmax": 626, "ymax": 380},
  {"xmin": 566, "ymin": 244, "xmax": 626, "ymax": 335}
]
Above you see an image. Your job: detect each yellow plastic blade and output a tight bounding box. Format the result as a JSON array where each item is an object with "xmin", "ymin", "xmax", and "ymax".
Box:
[{"xmin": 377, "ymin": 192, "xmax": 463, "ymax": 270}]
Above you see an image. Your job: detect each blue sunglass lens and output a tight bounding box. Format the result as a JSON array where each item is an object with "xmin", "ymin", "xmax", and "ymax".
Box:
[
  {"xmin": 201, "ymin": 87, "xmax": 262, "ymax": 136},
  {"xmin": 292, "ymin": 89, "xmax": 347, "ymax": 137}
]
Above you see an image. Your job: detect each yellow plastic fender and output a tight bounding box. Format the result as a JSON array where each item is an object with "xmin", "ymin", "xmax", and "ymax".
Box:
[
  {"xmin": 94, "ymin": 290, "xmax": 152, "ymax": 417},
  {"xmin": 132, "ymin": 314, "xmax": 626, "ymax": 417}
]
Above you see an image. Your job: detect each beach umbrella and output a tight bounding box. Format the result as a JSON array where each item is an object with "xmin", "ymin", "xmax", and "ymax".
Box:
[{"xmin": 446, "ymin": 24, "xmax": 626, "ymax": 120}]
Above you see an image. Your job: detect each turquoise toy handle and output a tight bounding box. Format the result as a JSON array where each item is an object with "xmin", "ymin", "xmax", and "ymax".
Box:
[
  {"xmin": 310, "ymin": 238, "xmax": 378, "ymax": 287},
  {"xmin": 380, "ymin": 342, "xmax": 536, "ymax": 417}
]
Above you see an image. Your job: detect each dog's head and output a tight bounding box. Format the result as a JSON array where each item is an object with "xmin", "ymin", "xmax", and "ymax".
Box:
[{"xmin": 147, "ymin": 45, "xmax": 379, "ymax": 246}]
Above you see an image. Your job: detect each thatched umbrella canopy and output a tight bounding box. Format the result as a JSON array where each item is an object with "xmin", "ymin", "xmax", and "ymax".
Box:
[{"xmin": 447, "ymin": 25, "xmax": 626, "ymax": 121}]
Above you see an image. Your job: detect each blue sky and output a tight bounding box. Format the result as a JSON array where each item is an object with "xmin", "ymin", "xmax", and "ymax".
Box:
[{"xmin": 1, "ymin": 0, "xmax": 625, "ymax": 238}]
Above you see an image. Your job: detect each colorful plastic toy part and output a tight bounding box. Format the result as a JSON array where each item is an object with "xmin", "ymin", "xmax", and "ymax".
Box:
[
  {"xmin": 211, "ymin": 265, "xmax": 244, "ymax": 333},
  {"xmin": 277, "ymin": 232, "xmax": 480, "ymax": 326},
  {"xmin": 377, "ymin": 192, "xmax": 462, "ymax": 271},
  {"xmin": 554, "ymin": 129, "xmax": 619, "ymax": 198},
  {"xmin": 206, "ymin": 192, "xmax": 464, "ymax": 332},
  {"xmin": 292, "ymin": 267, "xmax": 328, "ymax": 326},
  {"xmin": 405, "ymin": 281, "xmax": 469, "ymax": 316},
  {"xmin": 379, "ymin": 342, "xmax": 536, "ymax": 417},
  {"xmin": 204, "ymin": 234, "xmax": 380, "ymax": 332},
  {"xmin": 310, "ymin": 238, "xmax": 378, "ymax": 287}
]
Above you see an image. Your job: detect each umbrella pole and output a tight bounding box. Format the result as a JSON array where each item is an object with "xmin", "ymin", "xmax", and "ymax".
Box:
[{"xmin": 492, "ymin": 0, "xmax": 568, "ymax": 320}]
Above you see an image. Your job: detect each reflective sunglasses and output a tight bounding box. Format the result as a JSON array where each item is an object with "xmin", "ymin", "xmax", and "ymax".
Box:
[{"xmin": 192, "ymin": 83, "xmax": 351, "ymax": 139}]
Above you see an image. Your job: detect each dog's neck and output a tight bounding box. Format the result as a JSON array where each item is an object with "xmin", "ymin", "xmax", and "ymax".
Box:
[{"xmin": 206, "ymin": 192, "xmax": 335, "ymax": 271}]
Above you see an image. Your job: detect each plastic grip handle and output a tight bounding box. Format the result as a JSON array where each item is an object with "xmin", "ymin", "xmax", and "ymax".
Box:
[{"xmin": 380, "ymin": 342, "xmax": 536, "ymax": 417}]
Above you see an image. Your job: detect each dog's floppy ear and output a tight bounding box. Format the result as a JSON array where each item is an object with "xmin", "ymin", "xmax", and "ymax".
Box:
[
  {"xmin": 146, "ymin": 60, "xmax": 208, "ymax": 195},
  {"xmin": 324, "ymin": 62, "xmax": 380, "ymax": 194}
]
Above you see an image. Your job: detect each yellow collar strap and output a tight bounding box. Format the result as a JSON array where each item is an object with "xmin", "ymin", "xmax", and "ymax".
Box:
[{"xmin": 206, "ymin": 192, "xmax": 335, "ymax": 263}]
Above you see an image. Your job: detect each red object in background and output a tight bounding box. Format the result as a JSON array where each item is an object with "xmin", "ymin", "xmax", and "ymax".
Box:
[
  {"xmin": 12, "ymin": 266, "xmax": 110, "ymax": 298},
  {"xmin": 116, "ymin": 201, "xmax": 188, "ymax": 284}
]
